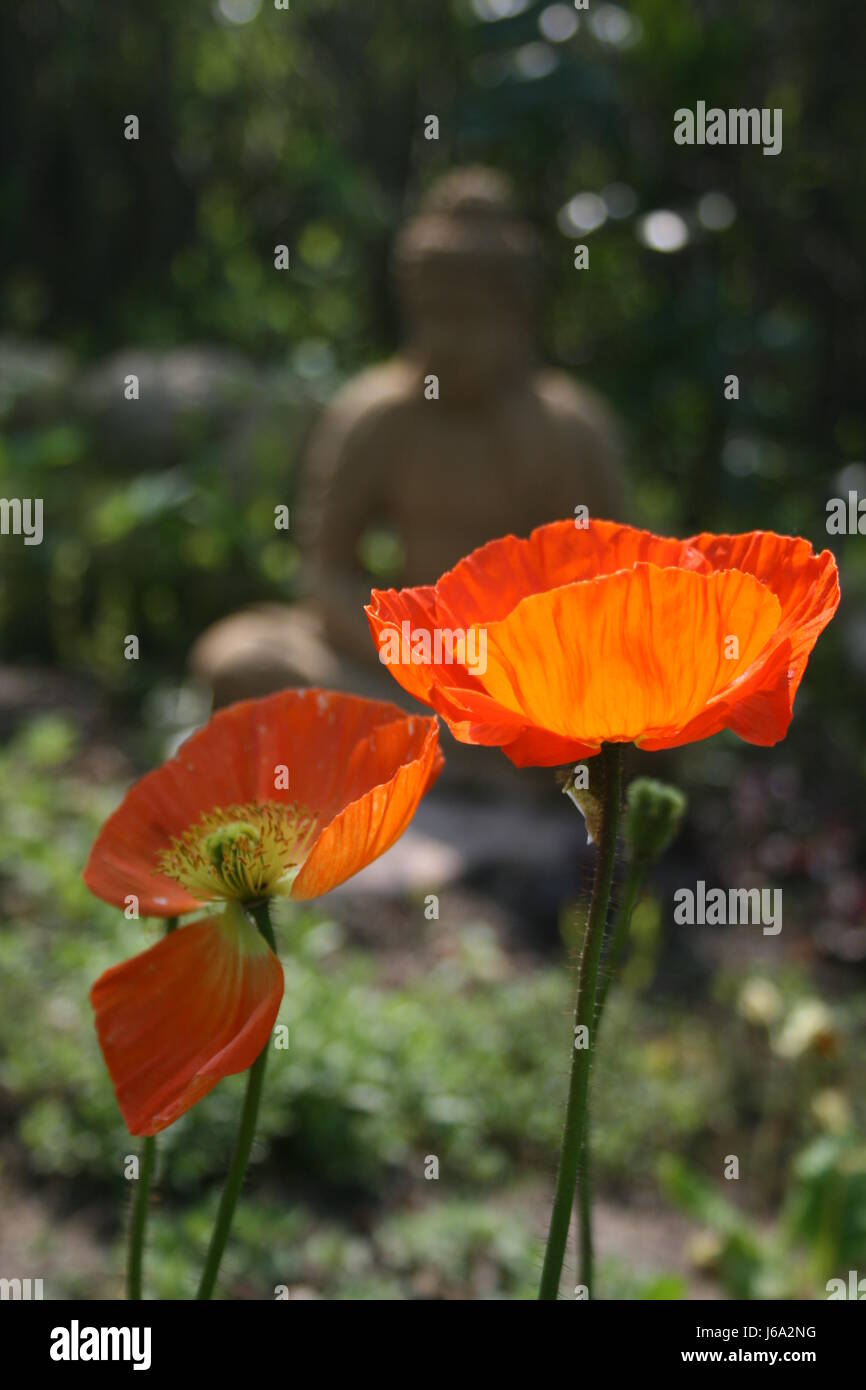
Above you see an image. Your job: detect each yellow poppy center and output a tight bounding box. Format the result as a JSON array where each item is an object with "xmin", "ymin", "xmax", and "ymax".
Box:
[{"xmin": 157, "ymin": 801, "xmax": 317, "ymax": 902}]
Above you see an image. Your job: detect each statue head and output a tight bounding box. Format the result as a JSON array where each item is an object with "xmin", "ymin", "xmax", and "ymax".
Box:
[{"xmin": 393, "ymin": 167, "xmax": 538, "ymax": 400}]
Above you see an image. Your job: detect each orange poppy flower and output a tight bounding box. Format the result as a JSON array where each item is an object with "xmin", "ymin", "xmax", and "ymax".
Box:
[
  {"xmin": 84, "ymin": 689, "xmax": 442, "ymax": 1134},
  {"xmin": 366, "ymin": 519, "xmax": 839, "ymax": 768}
]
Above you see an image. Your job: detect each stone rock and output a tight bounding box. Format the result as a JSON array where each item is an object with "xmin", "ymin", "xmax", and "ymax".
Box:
[
  {"xmin": 0, "ymin": 337, "xmax": 75, "ymax": 424},
  {"xmin": 188, "ymin": 604, "xmax": 343, "ymax": 709},
  {"xmin": 78, "ymin": 345, "xmax": 262, "ymax": 468},
  {"xmin": 324, "ymin": 792, "xmax": 578, "ymax": 898}
]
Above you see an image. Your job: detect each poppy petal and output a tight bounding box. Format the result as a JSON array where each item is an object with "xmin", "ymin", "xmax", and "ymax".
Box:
[
  {"xmin": 366, "ymin": 584, "xmax": 445, "ymax": 705},
  {"xmin": 90, "ymin": 905, "xmax": 283, "ymax": 1135},
  {"xmin": 638, "ymin": 636, "xmax": 797, "ymax": 751},
  {"xmin": 366, "ymin": 519, "xmax": 706, "ymax": 709},
  {"xmin": 265, "ymin": 690, "xmax": 438, "ymax": 826},
  {"xmin": 426, "ymin": 682, "xmax": 600, "ymax": 766},
  {"xmin": 84, "ymin": 689, "xmax": 441, "ymax": 913},
  {"xmin": 686, "ymin": 530, "xmax": 840, "ymax": 719},
  {"xmin": 434, "ymin": 518, "xmax": 706, "ymax": 625},
  {"xmin": 369, "ymin": 521, "xmax": 838, "ymax": 765},
  {"xmin": 292, "ymin": 716, "xmax": 443, "ymax": 898},
  {"xmin": 465, "ymin": 563, "xmax": 782, "ymax": 752}
]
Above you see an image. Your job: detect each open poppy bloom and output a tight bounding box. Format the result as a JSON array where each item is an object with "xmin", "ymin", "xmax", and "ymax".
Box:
[
  {"xmin": 366, "ymin": 519, "xmax": 839, "ymax": 768},
  {"xmin": 84, "ymin": 689, "xmax": 442, "ymax": 1134}
]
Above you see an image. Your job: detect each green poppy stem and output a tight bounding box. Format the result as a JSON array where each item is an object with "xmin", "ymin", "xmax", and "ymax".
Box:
[
  {"xmin": 574, "ymin": 858, "xmax": 646, "ymax": 1291},
  {"xmin": 538, "ymin": 743, "xmax": 623, "ymax": 1301},
  {"xmin": 196, "ymin": 901, "xmax": 275, "ymax": 1301},
  {"xmin": 577, "ymin": 1130, "xmax": 593, "ymax": 1292},
  {"xmin": 594, "ymin": 859, "xmax": 646, "ymax": 1024},
  {"xmin": 126, "ymin": 915, "xmax": 177, "ymax": 1300},
  {"xmin": 127, "ymin": 1134, "xmax": 156, "ymax": 1300}
]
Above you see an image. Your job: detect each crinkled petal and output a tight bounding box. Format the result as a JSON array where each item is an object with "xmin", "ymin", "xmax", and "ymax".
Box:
[
  {"xmin": 368, "ymin": 520, "xmax": 839, "ymax": 765},
  {"xmin": 686, "ymin": 530, "xmax": 840, "ymax": 730},
  {"xmin": 90, "ymin": 907, "xmax": 283, "ymax": 1135},
  {"xmin": 435, "ymin": 518, "xmax": 706, "ymax": 624},
  {"xmin": 472, "ymin": 563, "xmax": 782, "ymax": 748},
  {"xmin": 292, "ymin": 716, "xmax": 443, "ymax": 898},
  {"xmin": 366, "ymin": 519, "xmax": 706, "ymax": 709},
  {"xmin": 366, "ymin": 584, "xmax": 445, "ymax": 705}
]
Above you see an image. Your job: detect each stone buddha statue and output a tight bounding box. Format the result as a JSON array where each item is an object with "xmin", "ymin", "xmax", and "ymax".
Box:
[
  {"xmin": 300, "ymin": 166, "xmax": 625, "ymax": 665},
  {"xmin": 191, "ymin": 166, "xmax": 625, "ymax": 704}
]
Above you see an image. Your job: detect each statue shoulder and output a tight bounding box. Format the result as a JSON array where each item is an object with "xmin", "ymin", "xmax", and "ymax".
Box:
[
  {"xmin": 299, "ymin": 359, "xmax": 420, "ymax": 539},
  {"xmin": 532, "ymin": 368, "xmax": 622, "ymax": 456},
  {"xmin": 311, "ymin": 358, "xmax": 423, "ymax": 446},
  {"xmin": 531, "ymin": 368, "xmax": 628, "ymax": 520}
]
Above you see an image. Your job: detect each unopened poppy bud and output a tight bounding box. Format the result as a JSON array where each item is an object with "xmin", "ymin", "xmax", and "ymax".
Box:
[{"xmin": 624, "ymin": 777, "xmax": 686, "ymax": 865}]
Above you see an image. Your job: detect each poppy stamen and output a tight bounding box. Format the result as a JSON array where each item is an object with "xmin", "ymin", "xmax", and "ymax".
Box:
[{"xmin": 157, "ymin": 801, "xmax": 318, "ymax": 902}]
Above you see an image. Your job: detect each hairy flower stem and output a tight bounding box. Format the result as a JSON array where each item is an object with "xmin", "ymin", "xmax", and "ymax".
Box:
[
  {"xmin": 127, "ymin": 915, "xmax": 177, "ymax": 1300},
  {"xmin": 127, "ymin": 1133, "xmax": 156, "ymax": 1300},
  {"xmin": 577, "ymin": 1134, "xmax": 593, "ymax": 1292},
  {"xmin": 575, "ymin": 859, "xmax": 645, "ymax": 1289},
  {"xmin": 594, "ymin": 860, "xmax": 646, "ymax": 1025},
  {"xmin": 539, "ymin": 743, "xmax": 623, "ymax": 1300},
  {"xmin": 196, "ymin": 901, "xmax": 275, "ymax": 1301}
]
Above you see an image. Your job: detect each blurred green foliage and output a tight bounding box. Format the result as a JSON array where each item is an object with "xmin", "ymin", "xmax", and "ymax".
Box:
[
  {"xmin": 1, "ymin": 717, "xmax": 864, "ymax": 1296},
  {"xmin": 0, "ymin": 428, "xmax": 305, "ymax": 680},
  {"xmin": 1, "ymin": 0, "xmax": 864, "ymax": 723},
  {"xmin": 1, "ymin": 0, "xmax": 865, "ymax": 1302},
  {"xmin": 660, "ymin": 1135, "xmax": 866, "ymax": 1299}
]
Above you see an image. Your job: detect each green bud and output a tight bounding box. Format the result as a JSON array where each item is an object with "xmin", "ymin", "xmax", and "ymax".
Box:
[{"xmin": 624, "ymin": 778, "xmax": 686, "ymax": 865}]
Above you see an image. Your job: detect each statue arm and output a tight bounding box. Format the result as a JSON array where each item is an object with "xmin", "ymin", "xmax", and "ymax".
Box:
[
  {"xmin": 537, "ymin": 370, "xmax": 631, "ymax": 525},
  {"xmin": 301, "ymin": 405, "xmax": 395, "ymax": 665}
]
